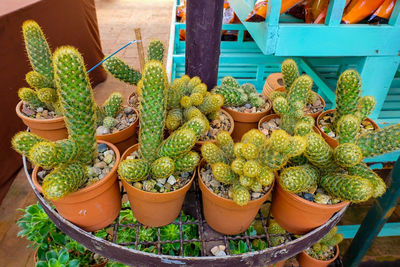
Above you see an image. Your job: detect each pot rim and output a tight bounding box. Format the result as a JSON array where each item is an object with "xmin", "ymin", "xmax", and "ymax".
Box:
[
  {"xmin": 120, "ymin": 143, "xmax": 195, "ymax": 197},
  {"xmin": 95, "ymin": 106, "xmax": 139, "ymax": 139},
  {"xmin": 275, "ymin": 178, "xmax": 350, "ymax": 210},
  {"xmin": 197, "ymin": 159, "xmax": 273, "ymax": 207},
  {"xmin": 32, "ymin": 140, "xmax": 121, "ymax": 196},
  {"xmin": 16, "ymin": 101, "xmax": 64, "ymax": 124},
  {"xmin": 316, "ymin": 109, "xmax": 379, "ymax": 131},
  {"xmin": 195, "ymin": 109, "xmax": 235, "ymax": 145},
  {"xmin": 299, "ymin": 244, "xmax": 339, "ymax": 264}
]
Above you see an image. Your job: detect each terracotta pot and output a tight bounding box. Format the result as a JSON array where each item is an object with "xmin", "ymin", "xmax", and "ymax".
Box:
[
  {"xmin": 297, "ymin": 245, "xmax": 339, "ymax": 267},
  {"xmin": 271, "ymin": 181, "xmax": 348, "ymax": 235},
  {"xmin": 268, "ymin": 259, "xmax": 286, "ymax": 267},
  {"xmin": 223, "ymin": 98, "xmax": 271, "ymax": 142},
  {"xmin": 258, "ymin": 113, "xmax": 321, "ymax": 135},
  {"xmin": 127, "ymin": 91, "xmax": 138, "ymax": 108},
  {"xmin": 120, "ymin": 144, "xmax": 194, "ymax": 227},
  {"xmin": 262, "ymin": 73, "xmax": 284, "ymax": 97},
  {"xmin": 16, "ymin": 101, "xmax": 68, "ymax": 141},
  {"xmin": 198, "ymin": 160, "xmax": 273, "ymax": 235},
  {"xmin": 96, "ymin": 107, "xmax": 139, "ymax": 154},
  {"xmin": 34, "ymin": 249, "xmax": 108, "ymax": 266},
  {"xmin": 316, "ymin": 109, "xmax": 379, "ymax": 148},
  {"xmin": 32, "ymin": 140, "xmax": 121, "ymax": 232},
  {"xmin": 195, "ymin": 109, "xmax": 234, "ymax": 149}
]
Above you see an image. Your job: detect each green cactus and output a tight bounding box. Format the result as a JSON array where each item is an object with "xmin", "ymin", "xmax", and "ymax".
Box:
[
  {"xmin": 22, "ymin": 20, "xmax": 54, "ymax": 83},
  {"xmin": 197, "ymin": 93, "xmax": 224, "ymax": 115},
  {"xmin": 357, "ymin": 96, "xmax": 376, "ymax": 121},
  {"xmin": 336, "ymin": 114, "xmax": 360, "ymax": 144},
  {"xmin": 221, "ymin": 76, "xmax": 240, "ymax": 88},
  {"xmin": 320, "ymin": 173, "xmax": 373, "ymax": 203},
  {"xmin": 333, "ymin": 143, "xmax": 363, "ymax": 167},
  {"xmin": 269, "ymin": 90, "xmax": 286, "ymax": 102},
  {"xmin": 103, "ymin": 92, "xmax": 123, "ymax": 118},
  {"xmin": 241, "ymin": 83, "xmax": 257, "ymax": 95},
  {"xmin": 26, "ymin": 71, "xmax": 53, "ymax": 89},
  {"xmin": 306, "ymin": 91, "xmax": 318, "ymax": 105},
  {"xmin": 53, "ymin": 46, "xmax": 97, "ymax": 165},
  {"xmin": 232, "ymin": 183, "xmax": 250, "ymax": 206},
  {"xmin": 294, "ymin": 122, "xmax": 313, "ymax": 136},
  {"xmin": 241, "ymin": 129, "xmax": 268, "ymax": 148},
  {"xmin": 42, "ymin": 163, "xmax": 86, "ymax": 200},
  {"xmin": 304, "ymin": 132, "xmax": 336, "ymax": 170},
  {"xmin": 239, "ymin": 175, "xmax": 253, "ymax": 188},
  {"xmin": 11, "ymin": 132, "xmax": 44, "ymax": 156},
  {"xmin": 18, "ymin": 87, "xmax": 44, "ymax": 109},
  {"xmin": 137, "ymin": 60, "xmax": 168, "ymax": 162},
  {"xmin": 213, "ymin": 85, "xmax": 247, "ymax": 107},
  {"xmin": 281, "ymin": 59, "xmax": 299, "ymax": 91},
  {"xmin": 146, "ymin": 40, "xmax": 165, "ymax": 62},
  {"xmin": 215, "ymin": 131, "xmax": 235, "ymax": 161},
  {"xmin": 166, "ymin": 108, "xmax": 183, "ymax": 131},
  {"xmin": 158, "ymin": 129, "xmax": 196, "ymax": 159},
  {"xmin": 102, "ymin": 56, "xmax": 142, "ymax": 85},
  {"xmin": 201, "ymin": 142, "xmax": 229, "ymax": 165},
  {"xmin": 183, "ymin": 106, "xmax": 203, "ymax": 121},
  {"xmin": 257, "ymin": 167, "xmax": 275, "ymax": 186},
  {"xmin": 268, "ymin": 220, "xmax": 287, "ymax": 247},
  {"xmin": 248, "ymin": 93, "xmax": 266, "ymax": 108},
  {"xmin": 103, "ymin": 116, "xmax": 117, "ymax": 129},
  {"xmin": 231, "ymin": 158, "xmax": 246, "ymax": 175},
  {"xmin": 279, "ymin": 165, "xmax": 318, "ymax": 194},
  {"xmin": 211, "ymin": 162, "xmax": 238, "ymax": 184},
  {"xmin": 309, "ymin": 227, "xmax": 343, "ymax": 260},
  {"xmin": 118, "ymin": 159, "xmax": 151, "ymax": 182},
  {"xmin": 356, "ymin": 124, "xmax": 400, "ymax": 158},
  {"xmin": 347, "ymin": 163, "xmax": 386, "ymax": 198},
  {"xmin": 37, "ymin": 88, "xmax": 57, "ymax": 106},
  {"xmin": 243, "ymin": 160, "xmax": 261, "ymax": 178},
  {"xmin": 29, "ymin": 140, "xmax": 78, "ymax": 169},
  {"xmin": 180, "ymin": 117, "xmax": 209, "ymax": 137},
  {"xmin": 151, "ymin": 157, "xmax": 175, "ymax": 179},
  {"xmin": 332, "ymin": 69, "xmax": 361, "ymax": 129},
  {"xmin": 174, "ymin": 151, "xmax": 200, "ymax": 174}
]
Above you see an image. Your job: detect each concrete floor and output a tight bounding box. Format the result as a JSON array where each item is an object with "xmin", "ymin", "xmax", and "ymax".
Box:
[{"xmin": 1, "ymin": 0, "xmax": 400, "ymax": 266}]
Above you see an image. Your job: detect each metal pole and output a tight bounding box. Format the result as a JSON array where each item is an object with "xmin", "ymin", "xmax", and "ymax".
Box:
[{"xmin": 185, "ymin": 0, "xmax": 224, "ymax": 89}]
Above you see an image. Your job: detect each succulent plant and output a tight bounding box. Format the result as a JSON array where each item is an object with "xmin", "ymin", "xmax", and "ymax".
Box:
[
  {"xmin": 307, "ymin": 227, "xmax": 343, "ymax": 260},
  {"xmin": 117, "ymin": 61, "xmax": 203, "ymax": 183},
  {"xmin": 279, "ymin": 165, "xmax": 318, "ymax": 194}
]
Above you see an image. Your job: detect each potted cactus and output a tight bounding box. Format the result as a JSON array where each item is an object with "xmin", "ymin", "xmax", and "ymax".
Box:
[
  {"xmin": 15, "ymin": 20, "xmax": 68, "ymax": 141},
  {"xmin": 265, "ymin": 59, "xmax": 325, "ymax": 118},
  {"xmin": 297, "ymin": 227, "xmax": 343, "ymax": 267},
  {"xmin": 94, "ymin": 92, "xmax": 139, "ymax": 153},
  {"xmin": 213, "ymin": 76, "xmax": 272, "ymax": 141},
  {"xmin": 117, "ymin": 60, "xmax": 207, "ymax": 227},
  {"xmin": 316, "ymin": 69, "xmax": 379, "ymax": 148},
  {"xmin": 199, "ymin": 128, "xmax": 306, "ymax": 235},
  {"xmin": 12, "ymin": 46, "xmax": 122, "ymax": 232}
]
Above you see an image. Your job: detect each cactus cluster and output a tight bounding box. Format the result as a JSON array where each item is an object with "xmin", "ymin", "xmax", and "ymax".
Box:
[
  {"xmin": 164, "ymin": 75, "xmax": 223, "ymax": 132},
  {"xmin": 102, "ymin": 39, "xmax": 166, "ymax": 85},
  {"xmin": 96, "ymin": 92, "xmax": 125, "ymax": 130},
  {"xmin": 19, "ymin": 20, "xmax": 61, "ymax": 115},
  {"xmin": 12, "ymin": 47, "xmax": 102, "ymax": 200},
  {"xmin": 201, "ymin": 129, "xmax": 306, "ymax": 206},
  {"xmin": 306, "ymin": 227, "xmax": 343, "ymax": 260},
  {"xmin": 117, "ymin": 61, "xmax": 205, "ymax": 185},
  {"xmin": 212, "ymin": 76, "xmax": 266, "ymax": 108}
]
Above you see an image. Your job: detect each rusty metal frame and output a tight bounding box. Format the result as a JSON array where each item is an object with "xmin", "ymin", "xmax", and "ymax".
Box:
[{"xmin": 23, "ymin": 155, "xmax": 346, "ymax": 267}]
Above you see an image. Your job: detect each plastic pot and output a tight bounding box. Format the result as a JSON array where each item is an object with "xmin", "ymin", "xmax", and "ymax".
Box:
[
  {"xmin": 316, "ymin": 109, "xmax": 379, "ymax": 148},
  {"xmin": 120, "ymin": 144, "xmax": 194, "ymax": 227},
  {"xmin": 32, "ymin": 140, "xmax": 121, "ymax": 232},
  {"xmin": 297, "ymin": 245, "xmax": 339, "ymax": 267},
  {"xmin": 16, "ymin": 101, "xmax": 68, "ymax": 141},
  {"xmin": 198, "ymin": 160, "xmax": 273, "ymax": 235},
  {"xmin": 223, "ymin": 98, "xmax": 271, "ymax": 142},
  {"xmin": 271, "ymin": 181, "xmax": 348, "ymax": 235},
  {"xmin": 96, "ymin": 107, "xmax": 139, "ymax": 154}
]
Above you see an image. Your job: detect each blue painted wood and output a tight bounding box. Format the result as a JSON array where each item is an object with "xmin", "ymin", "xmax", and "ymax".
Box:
[
  {"xmin": 264, "ymin": 0, "xmax": 281, "ymax": 55},
  {"xmin": 325, "ymin": 0, "xmax": 346, "ymax": 26},
  {"xmin": 337, "ymin": 223, "xmax": 400, "ymax": 239},
  {"xmin": 389, "ymin": 0, "xmax": 400, "ymax": 26}
]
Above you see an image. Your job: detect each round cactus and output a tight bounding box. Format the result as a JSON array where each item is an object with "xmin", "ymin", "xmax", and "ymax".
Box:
[
  {"xmin": 211, "ymin": 162, "xmax": 238, "ymax": 184},
  {"xmin": 151, "ymin": 157, "xmax": 175, "ymax": 179},
  {"xmin": 118, "ymin": 159, "xmax": 151, "ymax": 182},
  {"xmin": 201, "ymin": 142, "xmax": 228, "ymax": 165},
  {"xmin": 334, "ymin": 143, "xmax": 363, "ymax": 167},
  {"xmin": 232, "ymin": 184, "xmax": 250, "ymax": 206}
]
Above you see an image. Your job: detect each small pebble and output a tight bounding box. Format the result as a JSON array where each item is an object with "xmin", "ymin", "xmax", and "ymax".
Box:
[
  {"xmin": 104, "ymin": 150, "xmax": 115, "ymax": 157},
  {"xmin": 97, "ymin": 143, "xmax": 108, "ymax": 153},
  {"xmin": 98, "ymin": 173, "xmax": 106, "ymax": 179},
  {"xmin": 37, "ymin": 170, "xmax": 48, "ymax": 179},
  {"xmin": 124, "ymin": 106, "xmax": 133, "ymax": 114},
  {"xmin": 104, "ymin": 154, "xmax": 114, "ymax": 164},
  {"xmin": 96, "ymin": 126, "xmax": 110, "ymax": 135},
  {"xmin": 94, "ymin": 162, "xmax": 107, "ymax": 169},
  {"xmin": 157, "ymin": 178, "xmax": 167, "ymax": 184},
  {"xmin": 302, "ymin": 193, "xmax": 315, "ymax": 202},
  {"xmin": 133, "ymin": 182, "xmax": 143, "ymax": 190},
  {"xmin": 36, "ymin": 107, "xmax": 44, "ymax": 112},
  {"xmin": 245, "ymin": 103, "xmax": 252, "ymax": 109},
  {"xmin": 215, "ymin": 250, "xmax": 226, "ymax": 256},
  {"xmin": 167, "ymin": 175, "xmax": 177, "ymax": 185},
  {"xmin": 211, "ymin": 246, "xmax": 219, "ymax": 256},
  {"xmin": 252, "ymin": 192, "xmax": 262, "ymax": 199}
]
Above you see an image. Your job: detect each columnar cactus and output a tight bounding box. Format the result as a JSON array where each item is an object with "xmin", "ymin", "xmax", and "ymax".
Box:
[
  {"xmin": 117, "ymin": 62, "xmax": 204, "ymax": 183},
  {"xmin": 279, "ymin": 164, "xmax": 319, "ymax": 193},
  {"xmin": 146, "ymin": 39, "xmax": 165, "ymax": 63}
]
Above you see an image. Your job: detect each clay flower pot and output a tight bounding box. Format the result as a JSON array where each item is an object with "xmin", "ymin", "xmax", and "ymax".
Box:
[
  {"xmin": 258, "ymin": 114, "xmax": 321, "ymax": 136},
  {"xmin": 195, "ymin": 109, "xmax": 235, "ymax": 148},
  {"xmin": 120, "ymin": 144, "xmax": 194, "ymax": 227},
  {"xmin": 223, "ymin": 98, "xmax": 272, "ymax": 142},
  {"xmin": 198, "ymin": 160, "xmax": 273, "ymax": 235},
  {"xmin": 32, "ymin": 140, "xmax": 121, "ymax": 232},
  {"xmin": 271, "ymin": 181, "xmax": 348, "ymax": 235},
  {"xmin": 262, "ymin": 73, "xmax": 284, "ymax": 96},
  {"xmin": 16, "ymin": 101, "xmax": 68, "ymax": 141},
  {"xmin": 297, "ymin": 245, "xmax": 339, "ymax": 267},
  {"xmin": 96, "ymin": 107, "xmax": 139, "ymax": 154},
  {"xmin": 316, "ymin": 109, "xmax": 379, "ymax": 148}
]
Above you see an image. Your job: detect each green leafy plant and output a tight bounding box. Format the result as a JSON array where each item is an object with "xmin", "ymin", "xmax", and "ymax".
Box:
[{"xmin": 36, "ymin": 249, "xmax": 79, "ymax": 267}]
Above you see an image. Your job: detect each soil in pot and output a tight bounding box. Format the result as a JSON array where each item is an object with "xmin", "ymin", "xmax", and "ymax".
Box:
[
  {"xmin": 297, "ymin": 245, "xmax": 339, "ymax": 267},
  {"xmin": 16, "ymin": 101, "xmax": 68, "ymax": 141},
  {"xmin": 96, "ymin": 106, "xmax": 139, "ymax": 153},
  {"xmin": 223, "ymin": 95, "xmax": 271, "ymax": 141},
  {"xmin": 271, "ymin": 181, "xmax": 348, "ymax": 235},
  {"xmin": 317, "ymin": 109, "xmax": 378, "ymax": 148},
  {"xmin": 120, "ymin": 144, "xmax": 194, "ymax": 227},
  {"xmin": 198, "ymin": 160, "xmax": 273, "ymax": 235},
  {"xmin": 32, "ymin": 140, "xmax": 121, "ymax": 232}
]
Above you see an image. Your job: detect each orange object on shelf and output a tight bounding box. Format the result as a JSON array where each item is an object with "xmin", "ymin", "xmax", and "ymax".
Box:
[
  {"xmin": 369, "ymin": 0, "xmax": 396, "ymax": 22},
  {"xmin": 311, "ymin": 0, "xmax": 330, "ymax": 21},
  {"xmin": 314, "ymin": 0, "xmax": 350, "ymax": 24},
  {"xmin": 245, "ymin": 0, "xmax": 302, "ymax": 22},
  {"xmin": 342, "ymin": 0, "xmax": 385, "ymax": 24}
]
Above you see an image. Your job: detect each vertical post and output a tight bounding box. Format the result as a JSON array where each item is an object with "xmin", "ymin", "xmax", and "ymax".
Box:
[
  {"xmin": 185, "ymin": 0, "xmax": 224, "ymax": 89},
  {"xmin": 342, "ymin": 157, "xmax": 400, "ymax": 267},
  {"xmin": 325, "ymin": 0, "xmax": 346, "ymax": 26},
  {"xmin": 134, "ymin": 28, "xmax": 145, "ymax": 71}
]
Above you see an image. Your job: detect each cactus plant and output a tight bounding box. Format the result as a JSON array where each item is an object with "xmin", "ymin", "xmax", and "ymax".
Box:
[
  {"xmin": 146, "ymin": 39, "xmax": 165, "ymax": 63},
  {"xmin": 306, "ymin": 227, "xmax": 343, "ymax": 260},
  {"xmin": 279, "ymin": 165, "xmax": 318, "ymax": 194}
]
